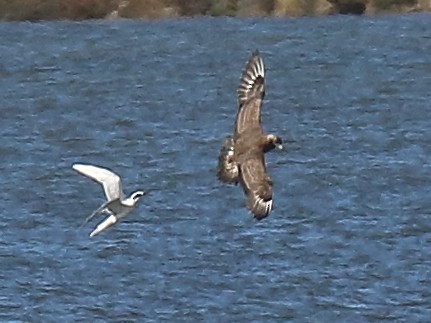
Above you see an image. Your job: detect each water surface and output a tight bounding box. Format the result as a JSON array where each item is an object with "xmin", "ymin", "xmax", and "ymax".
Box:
[{"xmin": 1, "ymin": 14, "xmax": 431, "ymax": 321}]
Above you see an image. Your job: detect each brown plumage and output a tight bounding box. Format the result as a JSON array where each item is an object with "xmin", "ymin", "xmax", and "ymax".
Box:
[{"xmin": 217, "ymin": 50, "xmax": 282, "ymax": 220}]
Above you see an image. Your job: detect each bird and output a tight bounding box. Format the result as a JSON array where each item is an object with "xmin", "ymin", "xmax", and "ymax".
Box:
[
  {"xmin": 72, "ymin": 163, "xmax": 146, "ymax": 237},
  {"xmin": 217, "ymin": 50, "xmax": 282, "ymax": 220}
]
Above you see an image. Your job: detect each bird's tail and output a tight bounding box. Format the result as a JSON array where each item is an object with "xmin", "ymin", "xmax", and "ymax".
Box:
[
  {"xmin": 217, "ymin": 137, "xmax": 239, "ymax": 184},
  {"xmin": 79, "ymin": 200, "xmax": 113, "ymax": 229}
]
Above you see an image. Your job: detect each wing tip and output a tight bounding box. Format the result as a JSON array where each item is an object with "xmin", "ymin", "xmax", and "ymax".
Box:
[
  {"xmin": 72, "ymin": 163, "xmax": 95, "ymax": 172},
  {"xmin": 72, "ymin": 163, "xmax": 83, "ymax": 170},
  {"xmin": 249, "ymin": 196, "xmax": 273, "ymax": 220},
  {"xmin": 238, "ymin": 50, "xmax": 265, "ymax": 105},
  {"xmin": 72, "ymin": 163, "xmax": 91, "ymax": 175}
]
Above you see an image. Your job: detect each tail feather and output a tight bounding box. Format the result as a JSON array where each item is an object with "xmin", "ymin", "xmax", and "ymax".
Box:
[
  {"xmin": 79, "ymin": 199, "xmax": 114, "ymax": 229},
  {"xmin": 217, "ymin": 137, "xmax": 239, "ymax": 184}
]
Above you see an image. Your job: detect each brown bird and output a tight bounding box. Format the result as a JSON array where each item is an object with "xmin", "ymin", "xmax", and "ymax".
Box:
[{"xmin": 217, "ymin": 50, "xmax": 282, "ymax": 220}]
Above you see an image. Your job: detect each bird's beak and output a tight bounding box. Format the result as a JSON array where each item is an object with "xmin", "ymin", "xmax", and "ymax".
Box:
[{"xmin": 276, "ymin": 144, "xmax": 283, "ymax": 150}]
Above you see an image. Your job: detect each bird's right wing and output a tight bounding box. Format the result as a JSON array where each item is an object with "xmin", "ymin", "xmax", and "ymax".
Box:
[{"xmin": 73, "ymin": 163, "xmax": 122, "ymax": 201}]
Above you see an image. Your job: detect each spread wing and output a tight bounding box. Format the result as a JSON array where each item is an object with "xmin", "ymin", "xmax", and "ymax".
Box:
[
  {"xmin": 217, "ymin": 137, "xmax": 239, "ymax": 184},
  {"xmin": 235, "ymin": 50, "xmax": 265, "ymax": 136},
  {"xmin": 73, "ymin": 163, "xmax": 123, "ymax": 201},
  {"xmin": 238, "ymin": 154, "xmax": 273, "ymax": 220}
]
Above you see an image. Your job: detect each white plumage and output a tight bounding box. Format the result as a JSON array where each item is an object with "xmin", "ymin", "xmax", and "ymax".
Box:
[{"xmin": 73, "ymin": 163, "xmax": 146, "ymax": 237}]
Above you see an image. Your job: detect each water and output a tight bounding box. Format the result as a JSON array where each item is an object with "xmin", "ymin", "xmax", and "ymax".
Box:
[{"xmin": 1, "ymin": 14, "xmax": 431, "ymax": 321}]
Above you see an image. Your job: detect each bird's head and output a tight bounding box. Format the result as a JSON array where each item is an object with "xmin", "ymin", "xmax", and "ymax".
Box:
[
  {"xmin": 131, "ymin": 190, "xmax": 146, "ymax": 203},
  {"xmin": 264, "ymin": 134, "xmax": 283, "ymax": 152}
]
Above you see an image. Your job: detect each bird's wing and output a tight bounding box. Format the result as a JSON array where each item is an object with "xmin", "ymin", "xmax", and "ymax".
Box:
[
  {"xmin": 235, "ymin": 50, "xmax": 265, "ymax": 136},
  {"xmin": 73, "ymin": 163, "xmax": 122, "ymax": 201},
  {"xmin": 89, "ymin": 214, "xmax": 118, "ymax": 237},
  {"xmin": 238, "ymin": 154, "xmax": 273, "ymax": 220}
]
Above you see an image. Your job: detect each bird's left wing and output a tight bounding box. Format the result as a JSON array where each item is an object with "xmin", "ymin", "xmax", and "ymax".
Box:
[
  {"xmin": 235, "ymin": 50, "xmax": 265, "ymax": 136},
  {"xmin": 238, "ymin": 154, "xmax": 273, "ymax": 220}
]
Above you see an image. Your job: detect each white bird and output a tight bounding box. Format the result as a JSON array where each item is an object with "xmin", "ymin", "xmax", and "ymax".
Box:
[{"xmin": 72, "ymin": 163, "xmax": 146, "ymax": 237}]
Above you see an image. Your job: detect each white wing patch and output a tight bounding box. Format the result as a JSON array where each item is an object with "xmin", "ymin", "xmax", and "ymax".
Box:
[
  {"xmin": 246, "ymin": 58, "xmax": 264, "ymax": 86},
  {"xmin": 238, "ymin": 51, "xmax": 265, "ymax": 106}
]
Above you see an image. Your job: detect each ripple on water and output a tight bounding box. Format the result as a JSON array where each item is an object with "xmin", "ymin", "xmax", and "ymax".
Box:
[{"xmin": 0, "ymin": 15, "xmax": 431, "ymax": 322}]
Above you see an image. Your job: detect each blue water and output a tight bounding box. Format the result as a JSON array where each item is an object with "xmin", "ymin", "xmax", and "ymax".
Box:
[{"xmin": 1, "ymin": 14, "xmax": 431, "ymax": 321}]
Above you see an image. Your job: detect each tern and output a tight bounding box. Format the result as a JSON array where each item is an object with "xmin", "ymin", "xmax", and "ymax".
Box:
[{"xmin": 73, "ymin": 163, "xmax": 146, "ymax": 237}]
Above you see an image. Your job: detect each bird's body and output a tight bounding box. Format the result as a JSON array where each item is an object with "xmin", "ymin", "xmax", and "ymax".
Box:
[
  {"xmin": 73, "ymin": 163, "xmax": 146, "ymax": 237},
  {"xmin": 217, "ymin": 50, "xmax": 282, "ymax": 220}
]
